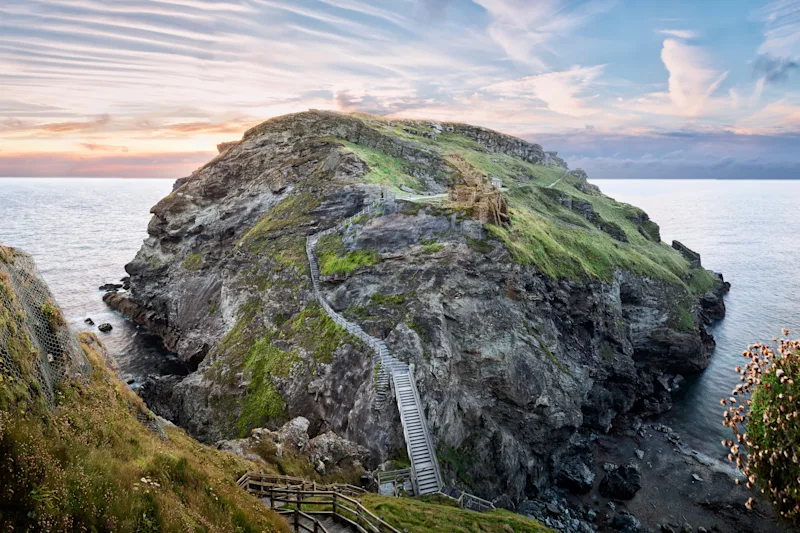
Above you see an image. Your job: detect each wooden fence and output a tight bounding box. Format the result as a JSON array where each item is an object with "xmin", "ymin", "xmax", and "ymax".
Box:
[{"xmin": 238, "ymin": 472, "xmax": 401, "ymax": 533}]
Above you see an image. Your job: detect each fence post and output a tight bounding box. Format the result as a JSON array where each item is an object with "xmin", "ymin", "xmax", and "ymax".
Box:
[
  {"xmin": 332, "ymin": 492, "xmax": 338, "ymax": 517},
  {"xmin": 294, "ymin": 509, "xmax": 299, "ymax": 531},
  {"xmin": 269, "ymin": 487, "xmax": 274, "ymax": 509}
]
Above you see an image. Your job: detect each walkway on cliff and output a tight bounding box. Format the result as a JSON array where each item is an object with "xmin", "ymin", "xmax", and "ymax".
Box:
[
  {"xmin": 547, "ymin": 169, "xmax": 573, "ymax": 189},
  {"xmin": 305, "ymin": 197, "xmax": 443, "ymax": 496}
]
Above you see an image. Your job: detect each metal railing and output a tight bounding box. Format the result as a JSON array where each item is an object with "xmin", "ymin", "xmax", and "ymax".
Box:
[{"xmin": 238, "ymin": 472, "xmax": 401, "ymax": 533}]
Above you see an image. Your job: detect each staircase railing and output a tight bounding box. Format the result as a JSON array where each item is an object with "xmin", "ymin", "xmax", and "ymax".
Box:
[{"xmin": 239, "ymin": 472, "xmax": 401, "ymax": 533}]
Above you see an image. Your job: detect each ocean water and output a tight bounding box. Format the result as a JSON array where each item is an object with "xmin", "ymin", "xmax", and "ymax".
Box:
[
  {"xmin": 595, "ymin": 179, "xmax": 800, "ymax": 455},
  {"xmin": 0, "ymin": 178, "xmax": 184, "ymax": 382},
  {"xmin": 1, "ymin": 177, "xmax": 798, "ymax": 458}
]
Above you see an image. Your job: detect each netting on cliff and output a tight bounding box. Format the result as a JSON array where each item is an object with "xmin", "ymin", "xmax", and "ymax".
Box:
[{"xmin": 0, "ymin": 248, "xmax": 91, "ymax": 409}]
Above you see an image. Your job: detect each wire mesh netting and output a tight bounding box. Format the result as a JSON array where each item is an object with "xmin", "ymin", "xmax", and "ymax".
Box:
[{"xmin": 0, "ymin": 247, "xmax": 91, "ymax": 408}]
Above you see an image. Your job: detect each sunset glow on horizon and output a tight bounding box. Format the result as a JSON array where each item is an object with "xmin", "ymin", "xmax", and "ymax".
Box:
[{"xmin": 2, "ymin": 0, "xmax": 799, "ymax": 179}]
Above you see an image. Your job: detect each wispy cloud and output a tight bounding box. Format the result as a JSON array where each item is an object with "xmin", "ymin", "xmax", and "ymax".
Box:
[
  {"xmin": 80, "ymin": 142, "xmax": 128, "ymax": 152},
  {"xmin": 657, "ymin": 29, "xmax": 698, "ymax": 40},
  {"xmin": 755, "ymin": 0, "xmax": 800, "ymax": 58},
  {"xmin": 472, "ymin": 0, "xmax": 615, "ymax": 70},
  {"xmin": 483, "ymin": 65, "xmax": 605, "ymax": 117}
]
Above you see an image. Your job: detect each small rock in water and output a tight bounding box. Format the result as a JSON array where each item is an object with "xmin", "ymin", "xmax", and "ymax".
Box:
[
  {"xmin": 99, "ymin": 283, "xmax": 123, "ymax": 292},
  {"xmin": 635, "ymin": 449, "xmax": 645, "ymax": 459},
  {"xmin": 84, "ymin": 317, "xmax": 95, "ymax": 325},
  {"xmin": 98, "ymin": 323, "xmax": 113, "ymax": 333},
  {"xmin": 691, "ymin": 473, "xmax": 703, "ymax": 482}
]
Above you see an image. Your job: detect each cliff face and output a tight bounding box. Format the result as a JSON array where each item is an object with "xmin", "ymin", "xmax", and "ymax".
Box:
[{"xmin": 107, "ymin": 110, "xmax": 727, "ymax": 504}]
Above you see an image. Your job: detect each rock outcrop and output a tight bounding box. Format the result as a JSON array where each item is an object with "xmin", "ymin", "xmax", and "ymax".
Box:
[{"xmin": 107, "ymin": 110, "xmax": 727, "ymax": 506}]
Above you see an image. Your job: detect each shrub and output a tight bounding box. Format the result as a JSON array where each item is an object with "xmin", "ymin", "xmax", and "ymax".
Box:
[{"xmin": 722, "ymin": 330, "xmax": 800, "ymax": 520}]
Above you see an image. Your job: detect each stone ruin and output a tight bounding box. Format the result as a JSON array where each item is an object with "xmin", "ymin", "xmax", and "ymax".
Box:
[{"xmin": 445, "ymin": 154, "xmax": 509, "ymax": 226}]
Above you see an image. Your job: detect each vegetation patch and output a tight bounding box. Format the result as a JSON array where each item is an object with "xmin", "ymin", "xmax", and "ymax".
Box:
[
  {"xmin": 183, "ymin": 251, "xmax": 203, "ymax": 271},
  {"xmin": 333, "ymin": 139, "xmax": 425, "ymax": 192},
  {"xmin": 40, "ymin": 299, "xmax": 66, "ymax": 332},
  {"xmin": 687, "ymin": 267, "xmax": 717, "ymax": 295},
  {"xmin": 287, "ymin": 305, "xmax": 361, "ymax": 364},
  {"xmin": 237, "ymin": 336, "xmax": 298, "ymax": 435},
  {"xmin": 421, "ymin": 238, "xmax": 445, "ymax": 254},
  {"xmin": 359, "ymin": 493, "xmax": 552, "ymax": 533},
  {"xmin": 488, "ymin": 206, "xmax": 689, "ymax": 284},
  {"xmin": 316, "ymin": 233, "xmax": 380, "ymax": 276}
]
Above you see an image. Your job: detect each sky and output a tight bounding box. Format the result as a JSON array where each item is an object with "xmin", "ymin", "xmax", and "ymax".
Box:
[{"xmin": 1, "ymin": 0, "xmax": 799, "ymax": 179}]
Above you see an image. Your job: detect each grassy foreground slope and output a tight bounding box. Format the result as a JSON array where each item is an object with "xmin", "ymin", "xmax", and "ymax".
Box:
[
  {"xmin": 361, "ymin": 494, "xmax": 552, "ymax": 533},
  {"xmin": 0, "ymin": 246, "xmax": 289, "ymax": 532}
]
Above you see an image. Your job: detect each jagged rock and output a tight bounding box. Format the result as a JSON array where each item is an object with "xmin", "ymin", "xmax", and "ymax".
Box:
[
  {"xmin": 600, "ymin": 463, "xmax": 642, "ymax": 500},
  {"xmin": 84, "ymin": 317, "xmax": 95, "ymax": 325},
  {"xmin": 98, "ymin": 323, "xmax": 112, "ymax": 333},
  {"xmin": 99, "ymin": 283, "xmax": 123, "ymax": 291}
]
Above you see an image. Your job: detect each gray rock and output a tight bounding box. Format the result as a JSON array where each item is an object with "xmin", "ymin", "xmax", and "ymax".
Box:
[
  {"xmin": 613, "ymin": 512, "xmax": 641, "ymax": 532},
  {"xmin": 600, "ymin": 463, "xmax": 642, "ymax": 500},
  {"xmin": 97, "ymin": 323, "xmax": 112, "ymax": 333}
]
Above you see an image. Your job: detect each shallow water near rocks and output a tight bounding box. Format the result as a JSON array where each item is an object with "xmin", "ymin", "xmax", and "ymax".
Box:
[{"xmin": 1, "ymin": 177, "xmax": 799, "ymax": 461}]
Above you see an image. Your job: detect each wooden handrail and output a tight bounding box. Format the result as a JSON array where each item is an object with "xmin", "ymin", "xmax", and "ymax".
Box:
[{"xmin": 239, "ymin": 472, "xmax": 401, "ymax": 533}]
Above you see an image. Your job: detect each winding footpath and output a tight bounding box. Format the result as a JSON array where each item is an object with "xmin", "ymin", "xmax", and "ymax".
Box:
[{"xmin": 305, "ymin": 200, "xmax": 444, "ymax": 495}]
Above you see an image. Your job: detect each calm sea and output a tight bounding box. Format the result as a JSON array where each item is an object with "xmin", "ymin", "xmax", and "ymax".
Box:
[
  {"xmin": 1, "ymin": 178, "xmax": 798, "ymax": 458},
  {"xmin": 0, "ymin": 178, "xmax": 183, "ymax": 382}
]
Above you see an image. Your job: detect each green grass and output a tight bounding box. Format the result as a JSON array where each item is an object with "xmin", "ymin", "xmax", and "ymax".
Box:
[
  {"xmin": 334, "ymin": 139, "xmax": 425, "ymax": 193},
  {"xmin": 237, "ymin": 337, "xmax": 298, "ymax": 435},
  {"xmin": 422, "ymin": 242, "xmax": 445, "ymax": 254},
  {"xmin": 487, "ymin": 207, "xmax": 689, "ymax": 283},
  {"xmin": 183, "ymin": 251, "xmax": 203, "ymax": 271},
  {"xmin": 316, "ymin": 233, "xmax": 380, "ymax": 276},
  {"xmin": 359, "ymin": 493, "xmax": 553, "ymax": 533},
  {"xmin": 687, "ymin": 267, "xmax": 717, "ymax": 295}
]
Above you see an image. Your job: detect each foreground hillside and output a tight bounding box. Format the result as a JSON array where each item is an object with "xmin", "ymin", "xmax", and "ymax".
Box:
[
  {"xmin": 107, "ymin": 110, "xmax": 727, "ymax": 505},
  {"xmin": 0, "ymin": 244, "xmax": 289, "ymax": 531}
]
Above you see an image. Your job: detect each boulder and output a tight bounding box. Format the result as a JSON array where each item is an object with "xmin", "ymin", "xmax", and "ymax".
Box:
[
  {"xmin": 556, "ymin": 456, "xmax": 595, "ymax": 494},
  {"xmin": 600, "ymin": 463, "xmax": 642, "ymax": 500},
  {"xmin": 613, "ymin": 512, "xmax": 641, "ymax": 532},
  {"xmin": 308, "ymin": 431, "xmax": 369, "ymax": 474},
  {"xmin": 278, "ymin": 417, "xmax": 311, "ymax": 451},
  {"xmin": 98, "ymin": 323, "xmax": 113, "ymax": 333},
  {"xmin": 99, "ymin": 283, "xmax": 123, "ymax": 292}
]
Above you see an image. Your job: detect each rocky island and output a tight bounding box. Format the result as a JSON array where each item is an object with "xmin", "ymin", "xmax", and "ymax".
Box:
[{"xmin": 98, "ymin": 110, "xmax": 756, "ymax": 531}]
